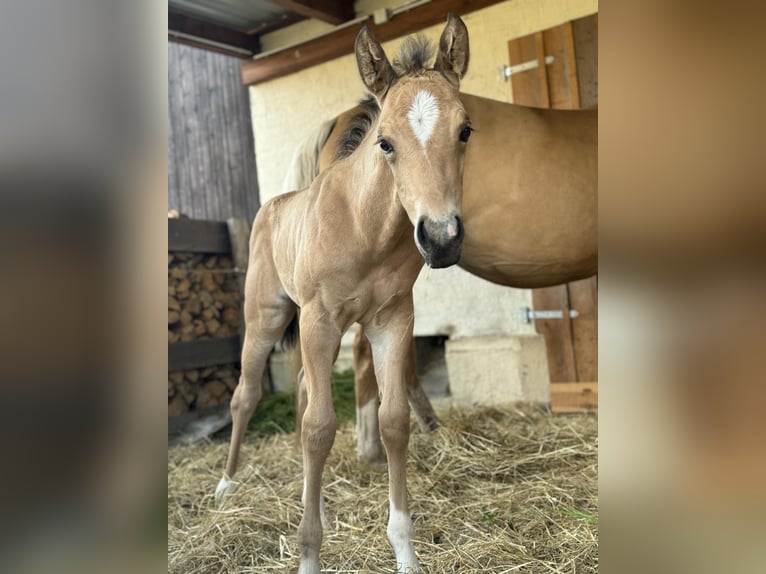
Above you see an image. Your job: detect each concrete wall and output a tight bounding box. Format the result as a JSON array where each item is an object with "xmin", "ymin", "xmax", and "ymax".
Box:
[{"xmin": 249, "ymin": 0, "xmax": 597, "ymax": 351}]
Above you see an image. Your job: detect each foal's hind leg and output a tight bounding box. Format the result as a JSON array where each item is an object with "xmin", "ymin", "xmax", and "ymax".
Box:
[
  {"xmin": 353, "ymin": 328, "xmax": 439, "ymax": 463},
  {"xmin": 215, "ymin": 262, "xmax": 296, "ymax": 505},
  {"xmin": 353, "ymin": 326, "xmax": 385, "ymax": 464}
]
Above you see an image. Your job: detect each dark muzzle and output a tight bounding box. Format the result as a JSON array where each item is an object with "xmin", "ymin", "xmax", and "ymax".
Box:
[{"xmin": 416, "ymin": 215, "xmax": 464, "ymax": 268}]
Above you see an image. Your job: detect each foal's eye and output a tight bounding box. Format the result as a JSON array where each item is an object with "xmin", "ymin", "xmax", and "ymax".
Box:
[
  {"xmin": 378, "ymin": 139, "xmax": 394, "ymax": 154},
  {"xmin": 459, "ymin": 126, "xmax": 473, "ymax": 143}
]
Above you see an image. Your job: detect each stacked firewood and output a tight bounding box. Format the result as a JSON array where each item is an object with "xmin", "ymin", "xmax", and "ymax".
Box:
[
  {"xmin": 168, "ymin": 252, "xmax": 242, "ymax": 415},
  {"xmin": 168, "ymin": 365, "xmax": 239, "ymax": 416},
  {"xmin": 168, "ymin": 253, "xmax": 241, "ymax": 342}
]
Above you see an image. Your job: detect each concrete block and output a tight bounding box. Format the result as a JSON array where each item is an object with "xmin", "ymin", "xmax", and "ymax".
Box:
[
  {"xmin": 269, "ymin": 351, "xmax": 295, "ymax": 394},
  {"xmin": 445, "ymin": 335, "xmax": 550, "ymax": 406}
]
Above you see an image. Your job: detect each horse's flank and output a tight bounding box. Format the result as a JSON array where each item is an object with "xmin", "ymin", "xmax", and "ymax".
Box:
[{"xmin": 317, "ymin": 93, "xmax": 597, "ymax": 288}]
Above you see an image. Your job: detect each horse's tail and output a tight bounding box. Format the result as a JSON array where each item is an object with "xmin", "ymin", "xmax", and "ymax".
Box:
[{"xmin": 282, "ymin": 118, "xmax": 337, "ymax": 193}]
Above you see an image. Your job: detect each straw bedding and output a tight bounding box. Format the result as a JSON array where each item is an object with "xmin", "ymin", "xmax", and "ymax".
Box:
[{"xmin": 168, "ymin": 405, "xmax": 597, "ymax": 573}]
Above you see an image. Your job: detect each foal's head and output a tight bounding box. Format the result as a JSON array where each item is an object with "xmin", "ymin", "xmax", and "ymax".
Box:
[{"xmin": 355, "ymin": 15, "xmax": 471, "ymax": 268}]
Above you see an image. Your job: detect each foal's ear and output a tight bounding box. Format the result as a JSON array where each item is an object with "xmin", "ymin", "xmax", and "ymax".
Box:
[
  {"xmin": 355, "ymin": 25, "xmax": 395, "ymax": 101},
  {"xmin": 434, "ymin": 13, "xmax": 470, "ymax": 88}
]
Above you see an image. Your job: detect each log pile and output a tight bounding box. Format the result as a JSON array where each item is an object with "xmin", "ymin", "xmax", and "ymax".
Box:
[
  {"xmin": 167, "ymin": 365, "xmax": 239, "ymax": 416},
  {"xmin": 168, "ymin": 252, "xmax": 242, "ymax": 415},
  {"xmin": 168, "ymin": 253, "xmax": 241, "ymax": 342}
]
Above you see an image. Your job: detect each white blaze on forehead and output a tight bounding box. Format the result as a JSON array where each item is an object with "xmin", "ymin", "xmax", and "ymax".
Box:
[{"xmin": 407, "ymin": 90, "xmax": 439, "ymax": 147}]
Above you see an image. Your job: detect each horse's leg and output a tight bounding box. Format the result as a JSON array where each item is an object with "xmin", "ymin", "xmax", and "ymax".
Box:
[
  {"xmin": 296, "ymin": 366, "xmax": 331, "ymax": 530},
  {"xmin": 353, "ymin": 325, "xmax": 384, "ymax": 463},
  {"xmin": 405, "ymin": 340, "xmax": 440, "ymax": 433},
  {"xmin": 366, "ymin": 296, "xmax": 420, "ymax": 572},
  {"xmin": 215, "ymin": 258, "xmax": 296, "ymax": 505},
  {"xmin": 297, "ymin": 305, "xmax": 341, "ymax": 574},
  {"xmin": 354, "ymin": 327, "xmax": 439, "ymax": 464}
]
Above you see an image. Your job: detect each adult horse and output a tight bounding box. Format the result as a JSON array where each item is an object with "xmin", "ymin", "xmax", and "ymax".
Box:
[
  {"xmin": 216, "ymin": 16, "xmax": 472, "ymax": 574},
  {"xmin": 288, "ymin": 63, "xmax": 597, "ymax": 462}
]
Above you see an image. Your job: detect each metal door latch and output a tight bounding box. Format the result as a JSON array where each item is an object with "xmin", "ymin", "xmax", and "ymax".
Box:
[{"xmin": 520, "ymin": 306, "xmax": 579, "ymax": 324}]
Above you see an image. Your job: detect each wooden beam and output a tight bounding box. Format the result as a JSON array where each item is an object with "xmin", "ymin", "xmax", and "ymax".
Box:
[
  {"xmin": 246, "ymin": 13, "xmax": 307, "ymax": 36},
  {"xmin": 242, "ymin": 0, "xmax": 508, "ymax": 85},
  {"xmin": 169, "ymin": 336, "xmax": 241, "ymax": 371},
  {"xmin": 168, "ymin": 218, "xmax": 232, "ymax": 254},
  {"xmin": 550, "ymin": 382, "xmax": 598, "ymax": 413},
  {"xmin": 169, "ymin": 10, "xmax": 261, "ymax": 56},
  {"xmin": 266, "ymin": 0, "xmax": 354, "ymax": 26}
]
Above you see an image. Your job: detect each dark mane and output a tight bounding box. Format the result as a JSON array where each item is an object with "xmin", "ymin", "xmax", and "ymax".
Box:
[
  {"xmin": 333, "ymin": 96, "xmax": 380, "ymax": 162},
  {"xmin": 392, "ymin": 35, "xmax": 435, "ymax": 76}
]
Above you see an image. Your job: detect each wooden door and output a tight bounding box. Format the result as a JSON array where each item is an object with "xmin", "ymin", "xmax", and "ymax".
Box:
[{"xmin": 508, "ymin": 14, "xmax": 598, "ymax": 413}]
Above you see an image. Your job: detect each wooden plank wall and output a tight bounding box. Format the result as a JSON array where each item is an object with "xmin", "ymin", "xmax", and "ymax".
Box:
[{"xmin": 168, "ymin": 42, "xmax": 260, "ymax": 222}]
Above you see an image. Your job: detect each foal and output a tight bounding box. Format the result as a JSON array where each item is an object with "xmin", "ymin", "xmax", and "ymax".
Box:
[{"xmin": 216, "ymin": 16, "xmax": 471, "ymax": 573}]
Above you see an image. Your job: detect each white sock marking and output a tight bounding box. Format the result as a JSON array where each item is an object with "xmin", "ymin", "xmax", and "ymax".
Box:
[
  {"xmin": 387, "ymin": 500, "xmax": 419, "ymax": 572},
  {"xmin": 215, "ymin": 474, "xmax": 237, "ymax": 505},
  {"xmin": 408, "ymin": 91, "xmax": 439, "ymax": 147}
]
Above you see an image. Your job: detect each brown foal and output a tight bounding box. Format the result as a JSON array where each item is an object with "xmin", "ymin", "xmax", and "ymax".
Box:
[{"xmin": 216, "ymin": 16, "xmax": 472, "ymax": 574}]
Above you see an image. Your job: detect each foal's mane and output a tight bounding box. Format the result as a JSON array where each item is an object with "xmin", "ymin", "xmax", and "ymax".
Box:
[
  {"xmin": 333, "ymin": 96, "xmax": 380, "ymax": 162},
  {"xmin": 333, "ymin": 36, "xmax": 435, "ymax": 162}
]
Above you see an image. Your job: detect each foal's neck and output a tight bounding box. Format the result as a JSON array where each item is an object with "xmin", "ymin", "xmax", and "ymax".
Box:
[{"xmin": 345, "ymin": 135, "xmax": 413, "ymax": 252}]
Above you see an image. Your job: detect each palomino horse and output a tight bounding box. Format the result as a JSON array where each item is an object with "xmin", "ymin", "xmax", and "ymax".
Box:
[
  {"xmin": 289, "ymin": 68, "xmax": 597, "ymax": 463},
  {"xmin": 216, "ymin": 16, "xmax": 472, "ymax": 574}
]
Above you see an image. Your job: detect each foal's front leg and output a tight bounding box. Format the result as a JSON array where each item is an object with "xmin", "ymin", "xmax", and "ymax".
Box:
[
  {"xmin": 366, "ymin": 299, "xmax": 420, "ymax": 572},
  {"xmin": 297, "ymin": 306, "xmax": 341, "ymax": 574}
]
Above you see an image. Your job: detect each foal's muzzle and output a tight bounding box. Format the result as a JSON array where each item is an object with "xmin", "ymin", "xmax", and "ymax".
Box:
[{"xmin": 416, "ymin": 215, "xmax": 464, "ymax": 268}]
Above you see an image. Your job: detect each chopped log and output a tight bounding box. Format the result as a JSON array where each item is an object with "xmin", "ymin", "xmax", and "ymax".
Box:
[
  {"xmin": 206, "ymin": 319, "xmax": 221, "ymax": 335},
  {"xmin": 168, "ymin": 310, "xmax": 180, "ymax": 324},
  {"xmin": 222, "ymin": 307, "xmax": 240, "ymax": 326},
  {"xmin": 206, "ymin": 380, "xmax": 228, "ymax": 398},
  {"xmin": 169, "ymin": 371, "xmax": 184, "ymax": 384},
  {"xmin": 186, "ymin": 296, "xmax": 201, "ymax": 315},
  {"xmin": 185, "ymin": 369, "xmax": 199, "ymax": 383},
  {"xmin": 179, "ymin": 310, "xmax": 192, "ymax": 326},
  {"xmin": 168, "ymin": 394, "xmax": 187, "ymax": 417}
]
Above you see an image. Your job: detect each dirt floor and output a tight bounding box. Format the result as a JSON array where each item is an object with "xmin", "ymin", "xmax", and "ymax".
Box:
[{"xmin": 168, "ymin": 405, "xmax": 597, "ymax": 573}]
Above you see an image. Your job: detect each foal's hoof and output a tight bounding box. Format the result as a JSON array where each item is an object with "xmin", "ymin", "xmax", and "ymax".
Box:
[{"xmin": 214, "ymin": 474, "xmax": 237, "ymax": 506}]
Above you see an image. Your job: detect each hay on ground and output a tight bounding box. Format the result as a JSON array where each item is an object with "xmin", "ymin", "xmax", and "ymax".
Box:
[{"xmin": 168, "ymin": 405, "xmax": 597, "ymax": 573}]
